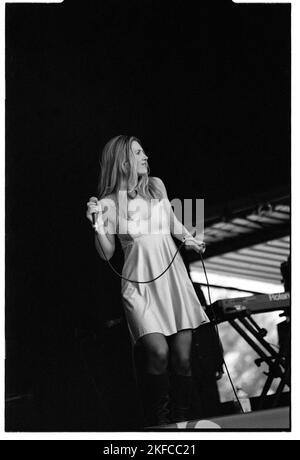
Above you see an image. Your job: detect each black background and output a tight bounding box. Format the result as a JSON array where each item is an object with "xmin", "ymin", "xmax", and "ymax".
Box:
[{"xmin": 5, "ymin": 0, "xmax": 290, "ymax": 430}]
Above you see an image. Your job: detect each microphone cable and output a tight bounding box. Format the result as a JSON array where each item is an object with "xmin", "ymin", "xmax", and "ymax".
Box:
[
  {"xmin": 94, "ymin": 226, "xmax": 188, "ymax": 283},
  {"xmin": 199, "ymin": 253, "xmax": 245, "ymax": 414}
]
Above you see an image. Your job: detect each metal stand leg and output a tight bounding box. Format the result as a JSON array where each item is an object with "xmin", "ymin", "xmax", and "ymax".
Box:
[{"xmin": 258, "ymin": 327, "xmax": 290, "ymax": 410}]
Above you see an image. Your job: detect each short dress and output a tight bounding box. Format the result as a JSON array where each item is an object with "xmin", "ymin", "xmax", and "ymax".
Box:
[{"xmin": 113, "ymin": 194, "xmax": 210, "ymax": 345}]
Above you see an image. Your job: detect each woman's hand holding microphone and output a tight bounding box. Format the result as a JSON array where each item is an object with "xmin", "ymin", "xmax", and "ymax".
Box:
[
  {"xmin": 86, "ymin": 197, "xmax": 105, "ymax": 232},
  {"xmin": 86, "ymin": 197, "xmax": 115, "ymax": 261}
]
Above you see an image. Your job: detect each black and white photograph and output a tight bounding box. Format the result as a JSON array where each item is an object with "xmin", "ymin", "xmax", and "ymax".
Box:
[{"xmin": 4, "ymin": 0, "xmax": 293, "ymax": 438}]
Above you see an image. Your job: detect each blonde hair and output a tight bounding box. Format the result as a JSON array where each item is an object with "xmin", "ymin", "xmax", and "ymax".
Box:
[{"xmin": 97, "ymin": 135, "xmax": 164, "ymax": 201}]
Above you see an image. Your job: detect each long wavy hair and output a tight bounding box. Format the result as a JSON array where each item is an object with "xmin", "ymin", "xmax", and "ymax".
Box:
[{"xmin": 97, "ymin": 135, "xmax": 164, "ymax": 202}]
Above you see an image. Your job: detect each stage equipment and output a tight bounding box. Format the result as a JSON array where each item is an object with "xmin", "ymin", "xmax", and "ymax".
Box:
[
  {"xmin": 211, "ymin": 292, "xmax": 290, "ymax": 321},
  {"xmin": 210, "ymin": 292, "xmax": 291, "ymax": 410}
]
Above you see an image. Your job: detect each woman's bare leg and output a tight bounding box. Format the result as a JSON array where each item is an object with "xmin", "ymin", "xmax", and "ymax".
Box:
[
  {"xmin": 167, "ymin": 329, "xmax": 194, "ymax": 422},
  {"xmin": 168, "ymin": 329, "xmax": 193, "ymax": 376},
  {"xmin": 135, "ymin": 333, "xmax": 170, "ymax": 426},
  {"xmin": 137, "ymin": 333, "xmax": 169, "ymax": 374}
]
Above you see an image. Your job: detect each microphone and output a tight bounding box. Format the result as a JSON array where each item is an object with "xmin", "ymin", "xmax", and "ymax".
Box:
[{"xmin": 90, "ymin": 196, "xmax": 99, "ymax": 227}]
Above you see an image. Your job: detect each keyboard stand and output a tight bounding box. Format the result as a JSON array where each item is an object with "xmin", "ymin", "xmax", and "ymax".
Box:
[
  {"xmin": 257, "ymin": 324, "xmax": 290, "ymax": 410},
  {"xmin": 227, "ymin": 310, "xmax": 289, "ymax": 409}
]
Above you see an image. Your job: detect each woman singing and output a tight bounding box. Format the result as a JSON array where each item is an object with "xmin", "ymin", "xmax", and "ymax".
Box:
[{"xmin": 86, "ymin": 135, "xmax": 209, "ymax": 427}]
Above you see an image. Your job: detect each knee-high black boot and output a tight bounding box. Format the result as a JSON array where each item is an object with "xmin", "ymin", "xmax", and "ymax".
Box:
[
  {"xmin": 139, "ymin": 372, "xmax": 171, "ymax": 427},
  {"xmin": 170, "ymin": 374, "xmax": 193, "ymax": 423}
]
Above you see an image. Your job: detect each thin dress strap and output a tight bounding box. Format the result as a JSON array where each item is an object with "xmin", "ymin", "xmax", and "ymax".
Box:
[{"xmin": 115, "ymin": 194, "xmax": 119, "ymax": 234}]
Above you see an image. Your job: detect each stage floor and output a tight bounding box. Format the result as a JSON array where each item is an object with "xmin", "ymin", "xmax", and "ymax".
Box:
[{"xmin": 146, "ymin": 407, "xmax": 290, "ymax": 431}]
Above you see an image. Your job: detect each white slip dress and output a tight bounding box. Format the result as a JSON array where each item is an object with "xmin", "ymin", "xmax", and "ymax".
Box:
[{"xmin": 114, "ymin": 194, "xmax": 210, "ymax": 346}]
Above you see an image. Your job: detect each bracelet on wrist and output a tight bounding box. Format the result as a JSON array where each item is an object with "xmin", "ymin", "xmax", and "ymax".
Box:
[
  {"xmin": 94, "ymin": 219, "xmax": 106, "ymax": 233},
  {"xmin": 182, "ymin": 234, "xmax": 193, "ymax": 243}
]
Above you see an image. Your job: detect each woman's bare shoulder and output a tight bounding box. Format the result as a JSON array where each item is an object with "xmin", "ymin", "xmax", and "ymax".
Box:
[
  {"xmin": 150, "ymin": 176, "xmax": 168, "ymax": 198},
  {"xmin": 151, "ymin": 176, "xmax": 164, "ymax": 186},
  {"xmin": 98, "ymin": 194, "xmax": 117, "ymax": 221},
  {"xmin": 98, "ymin": 194, "xmax": 117, "ymax": 205}
]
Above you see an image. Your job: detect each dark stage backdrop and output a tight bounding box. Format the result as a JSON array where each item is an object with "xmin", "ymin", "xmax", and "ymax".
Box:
[{"xmin": 5, "ymin": 0, "xmax": 290, "ymax": 430}]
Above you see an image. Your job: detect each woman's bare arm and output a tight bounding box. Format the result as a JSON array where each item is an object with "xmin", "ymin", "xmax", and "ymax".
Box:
[
  {"xmin": 87, "ymin": 197, "xmax": 116, "ymax": 261},
  {"xmin": 152, "ymin": 177, "xmax": 205, "ymax": 255},
  {"xmin": 152, "ymin": 177, "xmax": 194, "ymax": 242}
]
